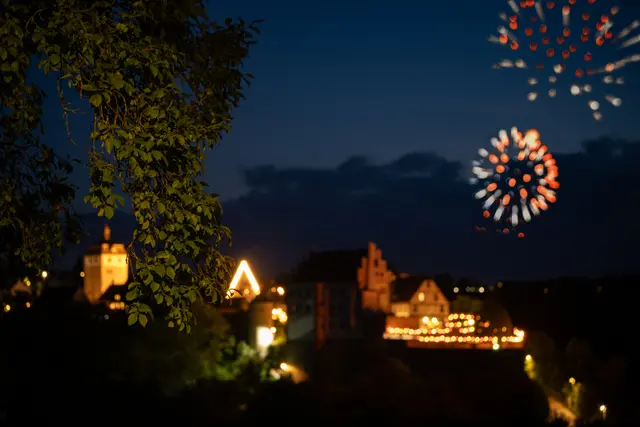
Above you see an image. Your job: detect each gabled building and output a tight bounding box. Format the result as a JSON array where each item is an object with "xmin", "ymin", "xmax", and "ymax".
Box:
[{"xmin": 390, "ymin": 276, "xmax": 450, "ymax": 321}]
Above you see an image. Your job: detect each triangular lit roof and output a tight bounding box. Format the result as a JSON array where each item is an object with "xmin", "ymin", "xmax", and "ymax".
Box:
[{"xmin": 228, "ymin": 260, "xmax": 261, "ymax": 298}]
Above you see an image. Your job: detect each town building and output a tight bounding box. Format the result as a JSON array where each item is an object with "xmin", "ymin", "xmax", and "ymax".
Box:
[
  {"xmin": 285, "ymin": 242, "xmax": 395, "ymax": 347},
  {"xmin": 82, "ymin": 223, "xmax": 129, "ymax": 304}
]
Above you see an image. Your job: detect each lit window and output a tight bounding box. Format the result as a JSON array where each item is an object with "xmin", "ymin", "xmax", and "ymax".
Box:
[{"xmin": 418, "ymin": 292, "xmax": 425, "ymax": 302}]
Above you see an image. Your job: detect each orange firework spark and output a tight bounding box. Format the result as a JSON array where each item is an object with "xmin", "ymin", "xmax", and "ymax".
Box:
[
  {"xmin": 489, "ymin": 0, "xmax": 640, "ymax": 120},
  {"xmin": 471, "ymin": 127, "xmax": 559, "ymax": 233}
]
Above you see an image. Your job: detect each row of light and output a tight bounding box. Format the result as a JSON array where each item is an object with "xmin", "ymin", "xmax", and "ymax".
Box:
[
  {"xmin": 453, "ymin": 286, "xmax": 486, "ymax": 293},
  {"xmin": 384, "ymin": 328, "xmax": 525, "ymax": 342},
  {"xmin": 386, "ymin": 312, "xmax": 525, "ymax": 347},
  {"xmin": 108, "ymin": 301, "xmax": 126, "ymax": 311},
  {"xmin": 414, "ymin": 334, "xmax": 524, "ymax": 344},
  {"xmin": 394, "ymin": 313, "xmax": 515, "ymax": 336}
]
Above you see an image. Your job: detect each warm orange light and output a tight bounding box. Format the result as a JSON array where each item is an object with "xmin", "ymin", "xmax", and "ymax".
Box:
[{"xmin": 228, "ymin": 260, "xmax": 261, "ymax": 296}]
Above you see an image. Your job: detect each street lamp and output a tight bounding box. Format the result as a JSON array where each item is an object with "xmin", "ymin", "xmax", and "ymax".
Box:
[
  {"xmin": 41, "ymin": 271, "xmax": 48, "ymax": 279},
  {"xmin": 599, "ymin": 404, "xmax": 607, "ymax": 420}
]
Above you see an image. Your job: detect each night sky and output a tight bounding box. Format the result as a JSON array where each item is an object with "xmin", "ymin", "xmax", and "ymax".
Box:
[{"xmin": 42, "ymin": 0, "xmax": 640, "ymax": 280}]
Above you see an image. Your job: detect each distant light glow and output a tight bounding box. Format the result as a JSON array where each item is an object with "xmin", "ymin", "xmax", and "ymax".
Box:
[
  {"xmin": 228, "ymin": 260, "xmax": 261, "ymax": 296},
  {"xmin": 256, "ymin": 326, "xmax": 274, "ymax": 349}
]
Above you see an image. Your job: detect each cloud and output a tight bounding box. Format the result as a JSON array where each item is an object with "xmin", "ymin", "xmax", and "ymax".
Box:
[
  {"xmin": 61, "ymin": 137, "xmax": 640, "ymax": 283},
  {"xmin": 223, "ymin": 137, "xmax": 640, "ymax": 281}
]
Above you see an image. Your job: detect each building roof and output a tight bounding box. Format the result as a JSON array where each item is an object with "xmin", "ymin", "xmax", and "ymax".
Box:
[
  {"xmin": 391, "ymin": 276, "xmax": 431, "ymax": 302},
  {"xmin": 99, "ymin": 284, "xmax": 127, "ymax": 302},
  {"xmin": 288, "ymin": 248, "xmax": 368, "ymax": 283}
]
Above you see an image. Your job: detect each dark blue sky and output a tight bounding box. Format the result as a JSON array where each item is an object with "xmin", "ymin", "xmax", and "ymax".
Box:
[
  {"xmin": 42, "ymin": 0, "xmax": 640, "ymax": 280},
  {"xmin": 45, "ymin": 0, "xmax": 640, "ymax": 204}
]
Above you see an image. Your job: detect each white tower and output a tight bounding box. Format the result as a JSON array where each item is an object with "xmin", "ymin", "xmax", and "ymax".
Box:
[{"xmin": 83, "ymin": 223, "xmax": 129, "ymax": 303}]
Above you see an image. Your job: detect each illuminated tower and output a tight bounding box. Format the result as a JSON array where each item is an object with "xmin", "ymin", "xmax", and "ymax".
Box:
[
  {"xmin": 357, "ymin": 242, "xmax": 396, "ymax": 312},
  {"xmin": 83, "ymin": 223, "xmax": 129, "ymax": 303}
]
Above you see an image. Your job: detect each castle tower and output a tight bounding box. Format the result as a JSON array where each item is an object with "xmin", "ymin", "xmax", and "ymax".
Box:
[
  {"xmin": 83, "ymin": 223, "xmax": 129, "ymax": 303},
  {"xmin": 357, "ymin": 242, "xmax": 396, "ymax": 312}
]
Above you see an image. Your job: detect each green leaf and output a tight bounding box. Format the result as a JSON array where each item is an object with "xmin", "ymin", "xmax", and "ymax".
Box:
[
  {"xmin": 154, "ymin": 265, "xmax": 166, "ymax": 277},
  {"xmin": 143, "ymin": 107, "xmax": 158, "ymax": 119},
  {"xmin": 104, "ymin": 206, "xmax": 114, "ymax": 219},
  {"xmin": 187, "ymin": 290, "xmax": 197, "ymax": 302},
  {"xmin": 0, "ymin": 2, "xmax": 260, "ymax": 334},
  {"xmin": 139, "ymin": 314, "xmax": 148, "ymax": 327},
  {"xmin": 127, "ymin": 313, "xmax": 138, "ymax": 326},
  {"xmin": 89, "ymin": 94, "xmax": 102, "ymax": 107}
]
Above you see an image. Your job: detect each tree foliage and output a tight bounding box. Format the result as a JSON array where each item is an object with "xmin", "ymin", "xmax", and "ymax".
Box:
[{"xmin": 0, "ymin": 0, "xmax": 259, "ymax": 329}]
